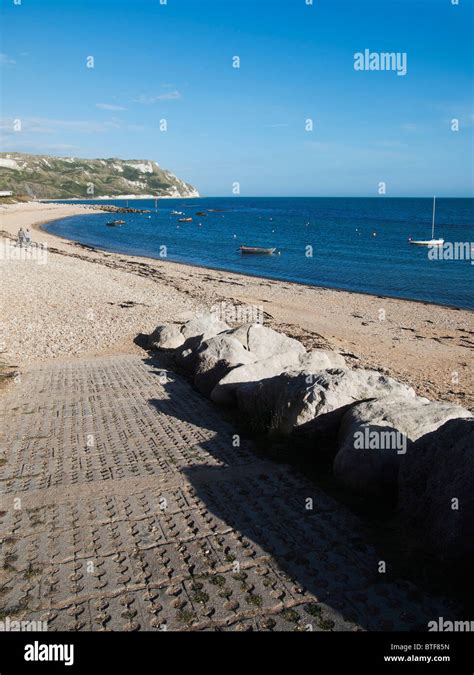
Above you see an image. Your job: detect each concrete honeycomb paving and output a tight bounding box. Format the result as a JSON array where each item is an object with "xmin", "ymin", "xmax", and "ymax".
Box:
[{"xmin": 0, "ymin": 354, "xmax": 456, "ymax": 631}]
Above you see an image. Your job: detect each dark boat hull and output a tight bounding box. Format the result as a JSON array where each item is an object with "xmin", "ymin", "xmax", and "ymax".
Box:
[{"xmin": 240, "ymin": 246, "xmax": 276, "ymax": 255}]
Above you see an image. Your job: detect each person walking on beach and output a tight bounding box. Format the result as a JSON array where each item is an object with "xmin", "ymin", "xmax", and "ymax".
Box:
[
  {"xmin": 24, "ymin": 228, "xmax": 32, "ymax": 248},
  {"xmin": 16, "ymin": 227, "xmax": 26, "ymax": 248}
]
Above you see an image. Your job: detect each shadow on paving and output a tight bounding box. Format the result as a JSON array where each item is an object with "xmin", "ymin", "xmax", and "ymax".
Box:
[{"xmin": 143, "ymin": 356, "xmax": 458, "ymax": 632}]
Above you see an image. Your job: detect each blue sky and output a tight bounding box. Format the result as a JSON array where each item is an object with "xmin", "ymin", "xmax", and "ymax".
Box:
[{"xmin": 0, "ymin": 0, "xmax": 473, "ymax": 196}]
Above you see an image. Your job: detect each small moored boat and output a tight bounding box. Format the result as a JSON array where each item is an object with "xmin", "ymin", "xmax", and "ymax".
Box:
[
  {"xmin": 178, "ymin": 217, "xmax": 192, "ymax": 222},
  {"xmin": 106, "ymin": 219, "xmax": 125, "ymax": 226},
  {"xmin": 409, "ymin": 197, "xmax": 444, "ymax": 247},
  {"xmin": 240, "ymin": 245, "xmax": 276, "ymax": 255},
  {"xmin": 409, "ymin": 239, "xmax": 444, "ymax": 247}
]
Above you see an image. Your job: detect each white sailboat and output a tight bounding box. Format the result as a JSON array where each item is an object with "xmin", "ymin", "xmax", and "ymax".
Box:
[{"xmin": 409, "ymin": 196, "xmax": 444, "ymax": 246}]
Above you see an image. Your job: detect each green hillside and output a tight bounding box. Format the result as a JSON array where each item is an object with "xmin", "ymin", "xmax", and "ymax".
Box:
[{"xmin": 0, "ymin": 153, "xmax": 199, "ymax": 199}]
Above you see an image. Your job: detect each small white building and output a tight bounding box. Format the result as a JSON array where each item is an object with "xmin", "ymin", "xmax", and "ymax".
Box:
[{"xmin": 0, "ymin": 190, "xmax": 13, "ymax": 197}]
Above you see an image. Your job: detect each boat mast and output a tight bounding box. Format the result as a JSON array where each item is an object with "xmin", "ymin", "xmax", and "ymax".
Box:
[{"xmin": 431, "ymin": 195, "xmax": 436, "ymax": 239}]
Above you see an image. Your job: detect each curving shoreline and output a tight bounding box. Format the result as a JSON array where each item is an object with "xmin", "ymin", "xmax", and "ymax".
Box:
[
  {"xmin": 42, "ymin": 215, "xmax": 474, "ymax": 314},
  {"xmin": 1, "ymin": 202, "xmax": 473, "ymax": 408}
]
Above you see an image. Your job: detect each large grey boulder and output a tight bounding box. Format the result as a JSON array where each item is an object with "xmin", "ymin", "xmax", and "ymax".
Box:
[
  {"xmin": 149, "ymin": 314, "xmax": 229, "ymax": 350},
  {"xmin": 398, "ymin": 418, "xmax": 474, "ymax": 567},
  {"xmin": 227, "ymin": 324, "xmax": 305, "ymax": 359},
  {"xmin": 333, "ymin": 396, "xmax": 472, "ymax": 499},
  {"xmin": 148, "ymin": 323, "xmax": 185, "ymax": 350},
  {"xmin": 194, "ymin": 334, "xmax": 255, "ymax": 397},
  {"xmin": 211, "ymin": 349, "xmax": 346, "ymax": 406},
  {"xmin": 181, "ymin": 315, "xmax": 229, "ymax": 341},
  {"xmin": 174, "ymin": 334, "xmax": 206, "ymax": 374},
  {"xmin": 298, "ymin": 349, "xmax": 346, "ymax": 372},
  {"xmin": 236, "ymin": 367, "xmax": 416, "ymax": 437}
]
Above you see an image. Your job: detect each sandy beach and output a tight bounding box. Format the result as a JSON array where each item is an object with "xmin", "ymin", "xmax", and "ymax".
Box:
[{"xmin": 1, "ymin": 201, "xmax": 473, "ymax": 408}]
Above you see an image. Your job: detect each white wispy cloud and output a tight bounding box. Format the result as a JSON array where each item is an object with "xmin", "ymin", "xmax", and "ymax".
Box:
[
  {"xmin": 158, "ymin": 90, "xmax": 181, "ymax": 100},
  {"xmin": 96, "ymin": 103, "xmax": 127, "ymax": 111},
  {"xmin": 0, "ymin": 141, "xmax": 80, "ymax": 152},
  {"xmin": 132, "ymin": 90, "xmax": 181, "ymax": 104},
  {"xmin": 402, "ymin": 123, "xmax": 418, "ymax": 132},
  {"xmin": 0, "ymin": 53, "xmax": 16, "ymax": 66},
  {"xmin": 0, "ymin": 116, "xmax": 146, "ymax": 139},
  {"xmin": 24, "ymin": 117, "xmax": 121, "ymax": 133}
]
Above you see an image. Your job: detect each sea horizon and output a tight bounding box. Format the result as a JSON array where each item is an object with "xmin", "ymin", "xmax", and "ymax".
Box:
[{"xmin": 45, "ymin": 194, "xmax": 474, "ymax": 200}]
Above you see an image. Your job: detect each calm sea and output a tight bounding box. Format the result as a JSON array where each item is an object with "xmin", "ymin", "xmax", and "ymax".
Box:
[{"xmin": 44, "ymin": 197, "xmax": 474, "ymax": 310}]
